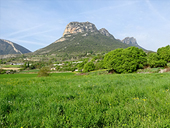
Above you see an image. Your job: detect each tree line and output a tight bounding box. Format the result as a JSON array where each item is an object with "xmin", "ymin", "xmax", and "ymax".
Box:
[
  {"xmin": 79, "ymin": 45, "xmax": 170, "ymax": 73},
  {"xmin": 1, "ymin": 45, "xmax": 169, "ymax": 75}
]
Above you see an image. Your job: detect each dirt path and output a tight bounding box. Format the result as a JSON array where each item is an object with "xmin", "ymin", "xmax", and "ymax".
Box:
[{"xmin": 2, "ymin": 68, "xmax": 21, "ymax": 70}]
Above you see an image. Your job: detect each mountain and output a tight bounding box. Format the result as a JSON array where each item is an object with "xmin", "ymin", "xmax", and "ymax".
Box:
[
  {"xmin": 121, "ymin": 37, "xmax": 145, "ymax": 50},
  {"xmin": 99, "ymin": 28, "xmax": 115, "ymax": 39},
  {"xmin": 0, "ymin": 39, "xmax": 31, "ymax": 55},
  {"xmin": 33, "ymin": 21, "xmax": 131, "ymax": 55}
]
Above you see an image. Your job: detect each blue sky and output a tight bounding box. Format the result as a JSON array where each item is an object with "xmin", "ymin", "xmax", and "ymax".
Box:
[{"xmin": 0, "ymin": 0, "xmax": 170, "ymax": 52}]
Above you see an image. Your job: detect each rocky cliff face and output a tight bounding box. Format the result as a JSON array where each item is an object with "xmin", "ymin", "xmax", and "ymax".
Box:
[
  {"xmin": 34, "ymin": 21, "xmax": 149, "ymax": 55},
  {"xmin": 54, "ymin": 21, "xmax": 115, "ymax": 43},
  {"xmin": 121, "ymin": 37, "xmax": 145, "ymax": 50},
  {"xmin": 99, "ymin": 28, "xmax": 115, "ymax": 39},
  {"xmin": 63, "ymin": 21, "xmax": 99, "ymax": 36},
  {"xmin": 122, "ymin": 37, "xmax": 137, "ymax": 45}
]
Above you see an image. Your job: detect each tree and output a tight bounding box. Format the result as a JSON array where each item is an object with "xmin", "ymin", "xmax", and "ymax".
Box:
[
  {"xmin": 77, "ymin": 58, "xmax": 89, "ymax": 71},
  {"xmin": 147, "ymin": 53, "xmax": 167, "ymax": 68},
  {"xmin": 37, "ymin": 67, "xmax": 50, "ymax": 77},
  {"xmin": 104, "ymin": 47, "xmax": 147, "ymax": 73},
  {"xmin": 95, "ymin": 60, "xmax": 105, "ymax": 70},
  {"xmin": 83, "ymin": 61, "xmax": 95, "ymax": 72},
  {"xmin": 157, "ymin": 45, "xmax": 170, "ymax": 62}
]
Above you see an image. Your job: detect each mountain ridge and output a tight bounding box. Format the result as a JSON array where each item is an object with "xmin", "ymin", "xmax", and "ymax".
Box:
[
  {"xmin": 33, "ymin": 21, "xmax": 147, "ymax": 55},
  {"xmin": 0, "ymin": 39, "xmax": 31, "ymax": 55}
]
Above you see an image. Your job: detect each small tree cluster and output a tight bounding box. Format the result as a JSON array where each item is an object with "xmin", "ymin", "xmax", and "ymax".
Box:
[
  {"xmin": 147, "ymin": 53, "xmax": 167, "ymax": 68},
  {"xmin": 0, "ymin": 60, "xmax": 6, "ymax": 64},
  {"xmin": 104, "ymin": 47, "xmax": 147, "ymax": 73},
  {"xmin": 76, "ymin": 59, "xmax": 89, "ymax": 71},
  {"xmin": 157, "ymin": 45, "xmax": 170, "ymax": 62},
  {"xmin": 147, "ymin": 45, "xmax": 169, "ymax": 68},
  {"xmin": 83, "ymin": 61, "xmax": 95, "ymax": 72}
]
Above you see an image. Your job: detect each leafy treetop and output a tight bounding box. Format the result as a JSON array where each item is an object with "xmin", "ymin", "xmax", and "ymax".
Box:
[
  {"xmin": 104, "ymin": 47, "xmax": 147, "ymax": 73},
  {"xmin": 157, "ymin": 45, "xmax": 170, "ymax": 62}
]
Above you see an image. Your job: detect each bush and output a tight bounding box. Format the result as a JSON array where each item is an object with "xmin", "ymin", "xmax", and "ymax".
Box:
[
  {"xmin": 0, "ymin": 69, "xmax": 6, "ymax": 74},
  {"xmin": 95, "ymin": 60, "xmax": 105, "ymax": 70},
  {"xmin": 83, "ymin": 62, "xmax": 95, "ymax": 72},
  {"xmin": 76, "ymin": 59, "xmax": 89, "ymax": 71},
  {"xmin": 104, "ymin": 47, "xmax": 147, "ymax": 73},
  {"xmin": 147, "ymin": 53, "xmax": 167, "ymax": 68},
  {"xmin": 37, "ymin": 67, "xmax": 50, "ymax": 77},
  {"xmin": 157, "ymin": 45, "xmax": 170, "ymax": 62}
]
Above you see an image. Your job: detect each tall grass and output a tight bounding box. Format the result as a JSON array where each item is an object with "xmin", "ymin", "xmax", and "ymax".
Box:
[{"xmin": 0, "ymin": 73, "xmax": 170, "ymax": 127}]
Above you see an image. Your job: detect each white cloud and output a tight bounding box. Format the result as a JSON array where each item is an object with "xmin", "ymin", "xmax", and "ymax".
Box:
[{"xmin": 7, "ymin": 24, "xmax": 45, "ymax": 37}]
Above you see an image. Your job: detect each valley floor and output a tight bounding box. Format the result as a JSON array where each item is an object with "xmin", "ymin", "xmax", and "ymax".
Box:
[{"xmin": 0, "ymin": 72, "xmax": 170, "ymax": 127}]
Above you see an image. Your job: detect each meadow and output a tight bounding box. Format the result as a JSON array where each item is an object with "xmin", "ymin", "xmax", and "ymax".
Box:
[{"xmin": 0, "ymin": 72, "xmax": 170, "ymax": 127}]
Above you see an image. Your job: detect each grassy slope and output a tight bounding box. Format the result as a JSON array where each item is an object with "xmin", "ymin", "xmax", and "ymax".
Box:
[
  {"xmin": 34, "ymin": 33, "xmax": 130, "ymax": 55},
  {"xmin": 0, "ymin": 73, "xmax": 170, "ymax": 127}
]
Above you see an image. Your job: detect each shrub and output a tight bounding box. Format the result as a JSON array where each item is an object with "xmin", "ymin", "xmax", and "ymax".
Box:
[
  {"xmin": 95, "ymin": 60, "xmax": 105, "ymax": 70},
  {"xmin": 0, "ymin": 69, "xmax": 6, "ymax": 74},
  {"xmin": 83, "ymin": 62, "xmax": 95, "ymax": 72},
  {"xmin": 157, "ymin": 45, "xmax": 170, "ymax": 62},
  {"xmin": 147, "ymin": 53, "xmax": 167, "ymax": 68},
  {"xmin": 37, "ymin": 67, "xmax": 50, "ymax": 77},
  {"xmin": 104, "ymin": 47, "xmax": 147, "ymax": 73},
  {"xmin": 77, "ymin": 59, "xmax": 89, "ymax": 71}
]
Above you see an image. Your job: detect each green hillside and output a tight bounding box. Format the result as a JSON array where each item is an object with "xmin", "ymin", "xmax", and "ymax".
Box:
[
  {"xmin": 0, "ymin": 39, "xmax": 31, "ymax": 55},
  {"xmin": 34, "ymin": 32, "xmax": 130, "ymax": 55}
]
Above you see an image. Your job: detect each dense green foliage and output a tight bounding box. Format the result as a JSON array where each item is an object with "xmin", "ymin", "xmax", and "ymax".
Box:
[
  {"xmin": 0, "ymin": 60, "xmax": 6, "ymax": 64},
  {"xmin": 104, "ymin": 47, "xmax": 147, "ymax": 73},
  {"xmin": 147, "ymin": 53, "xmax": 167, "ymax": 68},
  {"xmin": 147, "ymin": 45, "xmax": 170, "ymax": 68},
  {"xmin": 157, "ymin": 45, "xmax": 170, "ymax": 62},
  {"xmin": 76, "ymin": 58, "xmax": 89, "ymax": 71},
  {"xmin": 83, "ymin": 61, "xmax": 95, "ymax": 72},
  {"xmin": 0, "ymin": 69, "xmax": 6, "ymax": 74},
  {"xmin": 37, "ymin": 67, "xmax": 50, "ymax": 77},
  {"xmin": 95, "ymin": 60, "xmax": 105, "ymax": 70},
  {"xmin": 0, "ymin": 72, "xmax": 170, "ymax": 127}
]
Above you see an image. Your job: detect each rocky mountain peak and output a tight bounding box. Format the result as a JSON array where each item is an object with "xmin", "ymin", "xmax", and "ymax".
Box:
[
  {"xmin": 122, "ymin": 37, "xmax": 137, "ymax": 45},
  {"xmin": 121, "ymin": 37, "xmax": 145, "ymax": 50},
  {"xmin": 63, "ymin": 21, "xmax": 99, "ymax": 36},
  {"xmin": 99, "ymin": 28, "xmax": 115, "ymax": 39}
]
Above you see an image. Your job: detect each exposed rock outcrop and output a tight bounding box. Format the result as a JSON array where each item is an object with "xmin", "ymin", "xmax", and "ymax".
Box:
[
  {"xmin": 63, "ymin": 21, "xmax": 99, "ymax": 36},
  {"xmin": 121, "ymin": 37, "xmax": 145, "ymax": 50},
  {"xmin": 122, "ymin": 37, "xmax": 137, "ymax": 45},
  {"xmin": 33, "ymin": 21, "xmax": 150, "ymax": 55},
  {"xmin": 99, "ymin": 28, "xmax": 115, "ymax": 39},
  {"xmin": 55, "ymin": 21, "xmax": 115, "ymax": 43}
]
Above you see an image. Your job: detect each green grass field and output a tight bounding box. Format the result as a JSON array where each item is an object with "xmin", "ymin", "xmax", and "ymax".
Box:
[
  {"xmin": 1, "ymin": 65, "xmax": 21, "ymax": 68},
  {"xmin": 0, "ymin": 72, "xmax": 74, "ymax": 78},
  {"xmin": 0, "ymin": 72, "xmax": 170, "ymax": 127}
]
